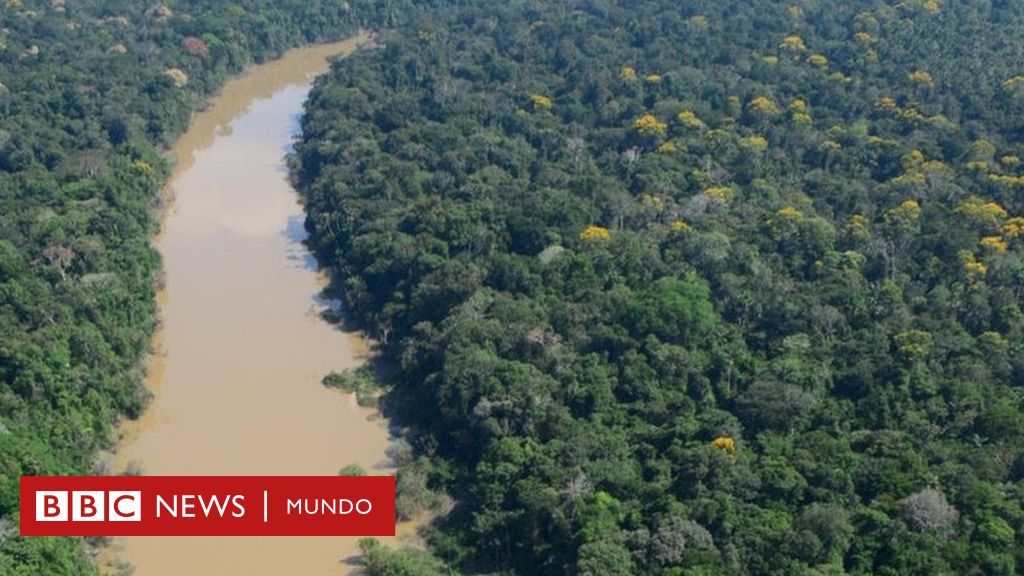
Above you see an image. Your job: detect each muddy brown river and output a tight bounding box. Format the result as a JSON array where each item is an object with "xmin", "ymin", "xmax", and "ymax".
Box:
[{"xmin": 99, "ymin": 35, "xmax": 412, "ymax": 575}]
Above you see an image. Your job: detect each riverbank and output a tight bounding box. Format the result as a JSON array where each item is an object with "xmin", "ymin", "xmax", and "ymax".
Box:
[{"xmin": 97, "ymin": 35, "xmax": 418, "ymax": 575}]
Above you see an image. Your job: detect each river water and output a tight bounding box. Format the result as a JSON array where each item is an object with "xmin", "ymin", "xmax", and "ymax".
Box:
[{"xmin": 98, "ymin": 35, "xmax": 407, "ymax": 575}]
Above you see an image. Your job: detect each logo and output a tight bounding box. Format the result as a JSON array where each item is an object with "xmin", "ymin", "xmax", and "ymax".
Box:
[
  {"xmin": 36, "ymin": 491, "xmax": 142, "ymax": 522},
  {"xmin": 20, "ymin": 476, "xmax": 395, "ymax": 537}
]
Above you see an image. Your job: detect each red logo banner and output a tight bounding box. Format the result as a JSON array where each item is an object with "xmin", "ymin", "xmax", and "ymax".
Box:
[{"xmin": 20, "ymin": 476, "xmax": 395, "ymax": 536}]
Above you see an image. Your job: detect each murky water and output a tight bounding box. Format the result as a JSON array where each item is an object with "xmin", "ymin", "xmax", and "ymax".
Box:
[{"xmin": 99, "ymin": 35, "xmax": 410, "ymax": 575}]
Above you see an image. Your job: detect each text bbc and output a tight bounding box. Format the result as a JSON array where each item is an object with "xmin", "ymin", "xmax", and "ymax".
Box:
[{"xmin": 36, "ymin": 491, "xmax": 142, "ymax": 522}]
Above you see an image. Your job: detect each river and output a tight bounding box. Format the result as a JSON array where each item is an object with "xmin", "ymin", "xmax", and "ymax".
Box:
[{"xmin": 98, "ymin": 35, "xmax": 410, "ymax": 575}]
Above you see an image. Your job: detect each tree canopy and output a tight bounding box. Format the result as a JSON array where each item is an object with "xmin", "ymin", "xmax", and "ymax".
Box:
[{"xmin": 294, "ymin": 0, "xmax": 1024, "ymax": 574}]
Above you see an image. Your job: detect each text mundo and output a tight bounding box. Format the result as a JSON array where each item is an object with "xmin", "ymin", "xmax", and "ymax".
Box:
[
  {"xmin": 286, "ymin": 497, "xmax": 373, "ymax": 515},
  {"xmin": 20, "ymin": 476, "xmax": 396, "ymax": 536}
]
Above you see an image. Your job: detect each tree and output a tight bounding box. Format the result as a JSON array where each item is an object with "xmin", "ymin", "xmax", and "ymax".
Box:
[
  {"xmin": 795, "ymin": 503, "xmax": 854, "ymax": 561},
  {"xmin": 576, "ymin": 539, "xmax": 635, "ymax": 576},
  {"xmin": 625, "ymin": 276, "xmax": 716, "ymax": 344},
  {"xmin": 903, "ymin": 488, "xmax": 959, "ymax": 538},
  {"xmin": 649, "ymin": 517, "xmax": 715, "ymax": 567}
]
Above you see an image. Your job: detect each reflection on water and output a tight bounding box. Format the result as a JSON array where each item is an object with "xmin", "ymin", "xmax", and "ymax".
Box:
[
  {"xmin": 284, "ymin": 213, "xmax": 321, "ymax": 271},
  {"xmin": 98, "ymin": 35, "xmax": 417, "ymax": 575}
]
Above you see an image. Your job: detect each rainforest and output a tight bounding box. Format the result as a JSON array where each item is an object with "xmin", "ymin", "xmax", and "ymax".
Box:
[{"xmin": 4, "ymin": 0, "xmax": 1024, "ymax": 575}]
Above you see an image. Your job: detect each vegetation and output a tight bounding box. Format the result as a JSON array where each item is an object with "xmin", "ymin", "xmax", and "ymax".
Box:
[
  {"xmin": 339, "ymin": 463, "xmax": 369, "ymax": 477},
  {"xmin": 360, "ymin": 537, "xmax": 450, "ymax": 576},
  {"xmin": 5, "ymin": 0, "xmax": 1024, "ymax": 573},
  {"xmin": 324, "ymin": 366, "xmax": 381, "ymax": 407},
  {"xmin": 294, "ymin": 1, "xmax": 1024, "ymax": 574}
]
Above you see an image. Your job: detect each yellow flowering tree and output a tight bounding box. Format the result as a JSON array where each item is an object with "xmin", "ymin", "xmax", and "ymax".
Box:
[
  {"xmin": 876, "ymin": 96, "xmax": 899, "ymax": 111},
  {"xmin": 890, "ymin": 151, "xmax": 954, "ymax": 190},
  {"xmin": 132, "ymin": 160, "xmax": 154, "ymax": 175},
  {"xmin": 740, "ymin": 135, "xmax": 769, "ymax": 152},
  {"xmin": 908, "ymin": 70, "xmax": 934, "ymax": 87},
  {"xmin": 619, "ymin": 66, "xmax": 637, "ymax": 81},
  {"xmin": 657, "ymin": 141, "xmax": 679, "ymax": 154},
  {"xmin": 634, "ymin": 113, "xmax": 667, "ymax": 137},
  {"xmin": 820, "ymin": 140, "xmax": 842, "ymax": 153},
  {"xmin": 901, "ymin": 150, "xmax": 925, "ymax": 172},
  {"xmin": 895, "ymin": 330, "xmax": 933, "ymax": 362},
  {"xmin": 959, "ymin": 250, "xmax": 988, "ymax": 282},
  {"xmin": 768, "ymin": 206, "xmax": 803, "ymax": 239},
  {"xmin": 807, "ymin": 54, "xmax": 828, "ymax": 68},
  {"xmin": 829, "ymin": 72, "xmax": 851, "ymax": 84},
  {"xmin": 987, "ymin": 174, "xmax": 1024, "ymax": 188},
  {"xmin": 711, "ymin": 437, "xmax": 736, "ymax": 457},
  {"xmin": 677, "ymin": 110, "xmax": 706, "ymax": 130},
  {"xmin": 955, "ymin": 197, "xmax": 1007, "ymax": 229},
  {"xmin": 530, "ymin": 94, "xmax": 553, "ymax": 110},
  {"xmin": 641, "ymin": 194, "xmax": 665, "ymax": 212},
  {"xmin": 1002, "ymin": 217, "xmax": 1024, "ymax": 239},
  {"xmin": 579, "ymin": 225, "xmax": 612, "ymax": 242},
  {"xmin": 787, "ymin": 99, "xmax": 811, "ymax": 123},
  {"xmin": 846, "ymin": 214, "xmax": 871, "ymax": 241},
  {"xmin": 165, "ymin": 68, "xmax": 189, "ymax": 87},
  {"xmin": 900, "ymin": 107, "xmax": 926, "ymax": 125},
  {"xmin": 780, "ymin": 34, "xmax": 806, "ymax": 52},
  {"xmin": 747, "ymin": 96, "xmax": 781, "ymax": 121},
  {"xmin": 885, "ymin": 199, "xmax": 921, "ymax": 228},
  {"xmin": 854, "ymin": 31, "xmax": 875, "ymax": 44},
  {"xmin": 970, "ymin": 139, "xmax": 996, "ymax": 163},
  {"xmin": 687, "ymin": 15, "xmax": 709, "ymax": 29},
  {"xmin": 1004, "ymin": 76, "xmax": 1024, "ymax": 97},
  {"xmin": 704, "ymin": 186, "xmax": 732, "ymax": 200},
  {"xmin": 980, "ymin": 236, "xmax": 1008, "ymax": 252}
]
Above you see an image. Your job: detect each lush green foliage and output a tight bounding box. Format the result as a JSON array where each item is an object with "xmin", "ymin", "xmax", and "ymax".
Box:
[
  {"xmin": 360, "ymin": 537, "xmax": 451, "ymax": 576},
  {"xmin": 0, "ymin": 1, "xmax": 400, "ymax": 572},
  {"xmin": 295, "ymin": 1, "xmax": 1024, "ymax": 574}
]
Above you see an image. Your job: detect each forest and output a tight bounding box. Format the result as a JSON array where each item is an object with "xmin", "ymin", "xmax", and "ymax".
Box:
[
  {"xmin": 293, "ymin": 0, "xmax": 1024, "ymax": 574},
  {"xmin": 3, "ymin": 0, "xmax": 1024, "ymax": 574}
]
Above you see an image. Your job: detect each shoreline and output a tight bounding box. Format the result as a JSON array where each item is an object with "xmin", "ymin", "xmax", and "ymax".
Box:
[{"xmin": 94, "ymin": 32, "xmax": 418, "ymax": 575}]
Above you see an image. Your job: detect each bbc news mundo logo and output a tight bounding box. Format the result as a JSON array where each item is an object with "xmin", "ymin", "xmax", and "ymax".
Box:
[
  {"xmin": 20, "ymin": 476, "xmax": 394, "ymax": 537},
  {"xmin": 36, "ymin": 490, "xmax": 142, "ymax": 522}
]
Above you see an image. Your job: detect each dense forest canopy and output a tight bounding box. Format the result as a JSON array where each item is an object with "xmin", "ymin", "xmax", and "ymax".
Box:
[
  {"xmin": 0, "ymin": 1, "xmax": 425, "ymax": 572},
  {"xmin": 294, "ymin": 0, "xmax": 1024, "ymax": 574},
  {"xmin": 4, "ymin": 0, "xmax": 1024, "ymax": 574}
]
